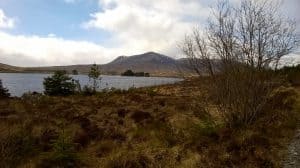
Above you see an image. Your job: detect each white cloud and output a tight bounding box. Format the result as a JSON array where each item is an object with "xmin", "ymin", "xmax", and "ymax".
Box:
[
  {"xmin": 0, "ymin": 31, "xmax": 118, "ymax": 66},
  {"xmin": 47, "ymin": 33, "xmax": 56, "ymax": 38},
  {"xmin": 0, "ymin": 1, "xmax": 298, "ymax": 67},
  {"xmin": 0, "ymin": 1, "xmax": 213, "ymax": 67},
  {"xmin": 83, "ymin": 0, "xmax": 211, "ymax": 58},
  {"xmin": 0, "ymin": 9, "xmax": 15, "ymax": 29}
]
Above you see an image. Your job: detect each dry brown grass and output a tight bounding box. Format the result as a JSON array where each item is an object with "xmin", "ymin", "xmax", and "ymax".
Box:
[{"xmin": 0, "ymin": 78, "xmax": 299, "ymax": 167}]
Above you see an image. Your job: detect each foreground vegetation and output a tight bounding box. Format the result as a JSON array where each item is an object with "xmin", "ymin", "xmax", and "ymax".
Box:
[
  {"xmin": 0, "ymin": 0, "xmax": 299, "ymax": 167},
  {"xmin": 0, "ymin": 77, "xmax": 299, "ymax": 167}
]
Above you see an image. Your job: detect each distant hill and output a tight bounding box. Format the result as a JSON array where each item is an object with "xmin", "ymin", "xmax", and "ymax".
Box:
[
  {"xmin": 0, "ymin": 63, "xmax": 24, "ymax": 72},
  {"xmin": 0, "ymin": 52, "xmax": 195, "ymax": 77}
]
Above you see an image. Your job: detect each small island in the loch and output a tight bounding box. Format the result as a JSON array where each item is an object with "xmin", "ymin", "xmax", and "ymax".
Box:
[{"xmin": 121, "ymin": 69, "xmax": 150, "ymax": 77}]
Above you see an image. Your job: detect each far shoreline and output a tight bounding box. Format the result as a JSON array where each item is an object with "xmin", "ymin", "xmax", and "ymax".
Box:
[
  {"xmin": 0, "ymin": 71, "xmax": 187, "ymax": 78},
  {"xmin": 0, "ymin": 73, "xmax": 185, "ymax": 97}
]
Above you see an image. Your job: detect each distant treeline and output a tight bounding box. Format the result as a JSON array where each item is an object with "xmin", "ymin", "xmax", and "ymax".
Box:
[
  {"xmin": 121, "ymin": 70, "xmax": 150, "ymax": 77},
  {"xmin": 277, "ymin": 64, "xmax": 300, "ymax": 85}
]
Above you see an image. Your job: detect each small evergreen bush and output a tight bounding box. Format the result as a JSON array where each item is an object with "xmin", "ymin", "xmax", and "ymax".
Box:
[
  {"xmin": 43, "ymin": 71, "xmax": 76, "ymax": 96},
  {"xmin": 39, "ymin": 134, "xmax": 80, "ymax": 168},
  {"xmin": 0, "ymin": 79, "xmax": 10, "ymax": 98}
]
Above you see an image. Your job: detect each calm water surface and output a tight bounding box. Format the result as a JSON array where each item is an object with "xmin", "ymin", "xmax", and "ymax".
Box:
[{"xmin": 0, "ymin": 73, "xmax": 183, "ymax": 97}]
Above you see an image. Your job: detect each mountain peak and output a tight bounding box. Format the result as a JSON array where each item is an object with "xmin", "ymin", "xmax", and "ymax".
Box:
[
  {"xmin": 99, "ymin": 52, "xmax": 189, "ymax": 76},
  {"xmin": 143, "ymin": 51, "xmax": 160, "ymax": 55},
  {"xmin": 110, "ymin": 56, "xmax": 128, "ymax": 64},
  {"xmin": 110, "ymin": 52, "xmax": 172, "ymax": 65}
]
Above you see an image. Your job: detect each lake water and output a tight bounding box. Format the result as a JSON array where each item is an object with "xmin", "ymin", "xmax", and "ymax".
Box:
[{"xmin": 0, "ymin": 73, "xmax": 183, "ymax": 97}]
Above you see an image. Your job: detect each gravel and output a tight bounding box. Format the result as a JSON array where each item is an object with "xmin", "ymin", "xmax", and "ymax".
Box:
[{"xmin": 283, "ymin": 129, "xmax": 300, "ymax": 168}]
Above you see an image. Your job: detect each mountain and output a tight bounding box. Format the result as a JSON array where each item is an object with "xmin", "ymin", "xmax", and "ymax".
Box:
[
  {"xmin": 0, "ymin": 52, "xmax": 195, "ymax": 77},
  {"xmin": 102, "ymin": 52, "xmax": 187, "ymax": 76}
]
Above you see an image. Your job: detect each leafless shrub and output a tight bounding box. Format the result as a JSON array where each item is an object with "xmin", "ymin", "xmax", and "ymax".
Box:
[{"xmin": 182, "ymin": 0, "xmax": 299, "ymax": 127}]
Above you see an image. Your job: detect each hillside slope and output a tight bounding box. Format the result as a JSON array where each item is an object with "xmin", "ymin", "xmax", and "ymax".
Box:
[{"xmin": 0, "ymin": 63, "xmax": 24, "ymax": 72}]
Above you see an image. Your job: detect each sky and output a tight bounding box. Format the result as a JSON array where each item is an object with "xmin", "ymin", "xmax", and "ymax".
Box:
[{"xmin": 0, "ymin": 0, "xmax": 299, "ymax": 67}]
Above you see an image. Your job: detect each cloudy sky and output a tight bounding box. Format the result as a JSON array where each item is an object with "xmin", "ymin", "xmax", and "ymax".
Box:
[{"xmin": 0, "ymin": 0, "xmax": 299, "ymax": 67}]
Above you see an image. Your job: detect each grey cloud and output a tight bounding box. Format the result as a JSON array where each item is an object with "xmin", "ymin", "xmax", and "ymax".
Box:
[{"xmin": 282, "ymin": 0, "xmax": 300, "ymax": 32}]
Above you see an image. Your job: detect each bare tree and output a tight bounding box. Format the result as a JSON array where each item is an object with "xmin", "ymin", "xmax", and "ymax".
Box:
[
  {"xmin": 88, "ymin": 63, "xmax": 101, "ymax": 92},
  {"xmin": 182, "ymin": 0, "xmax": 299, "ymax": 126},
  {"xmin": 183, "ymin": 0, "xmax": 299, "ymax": 74}
]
